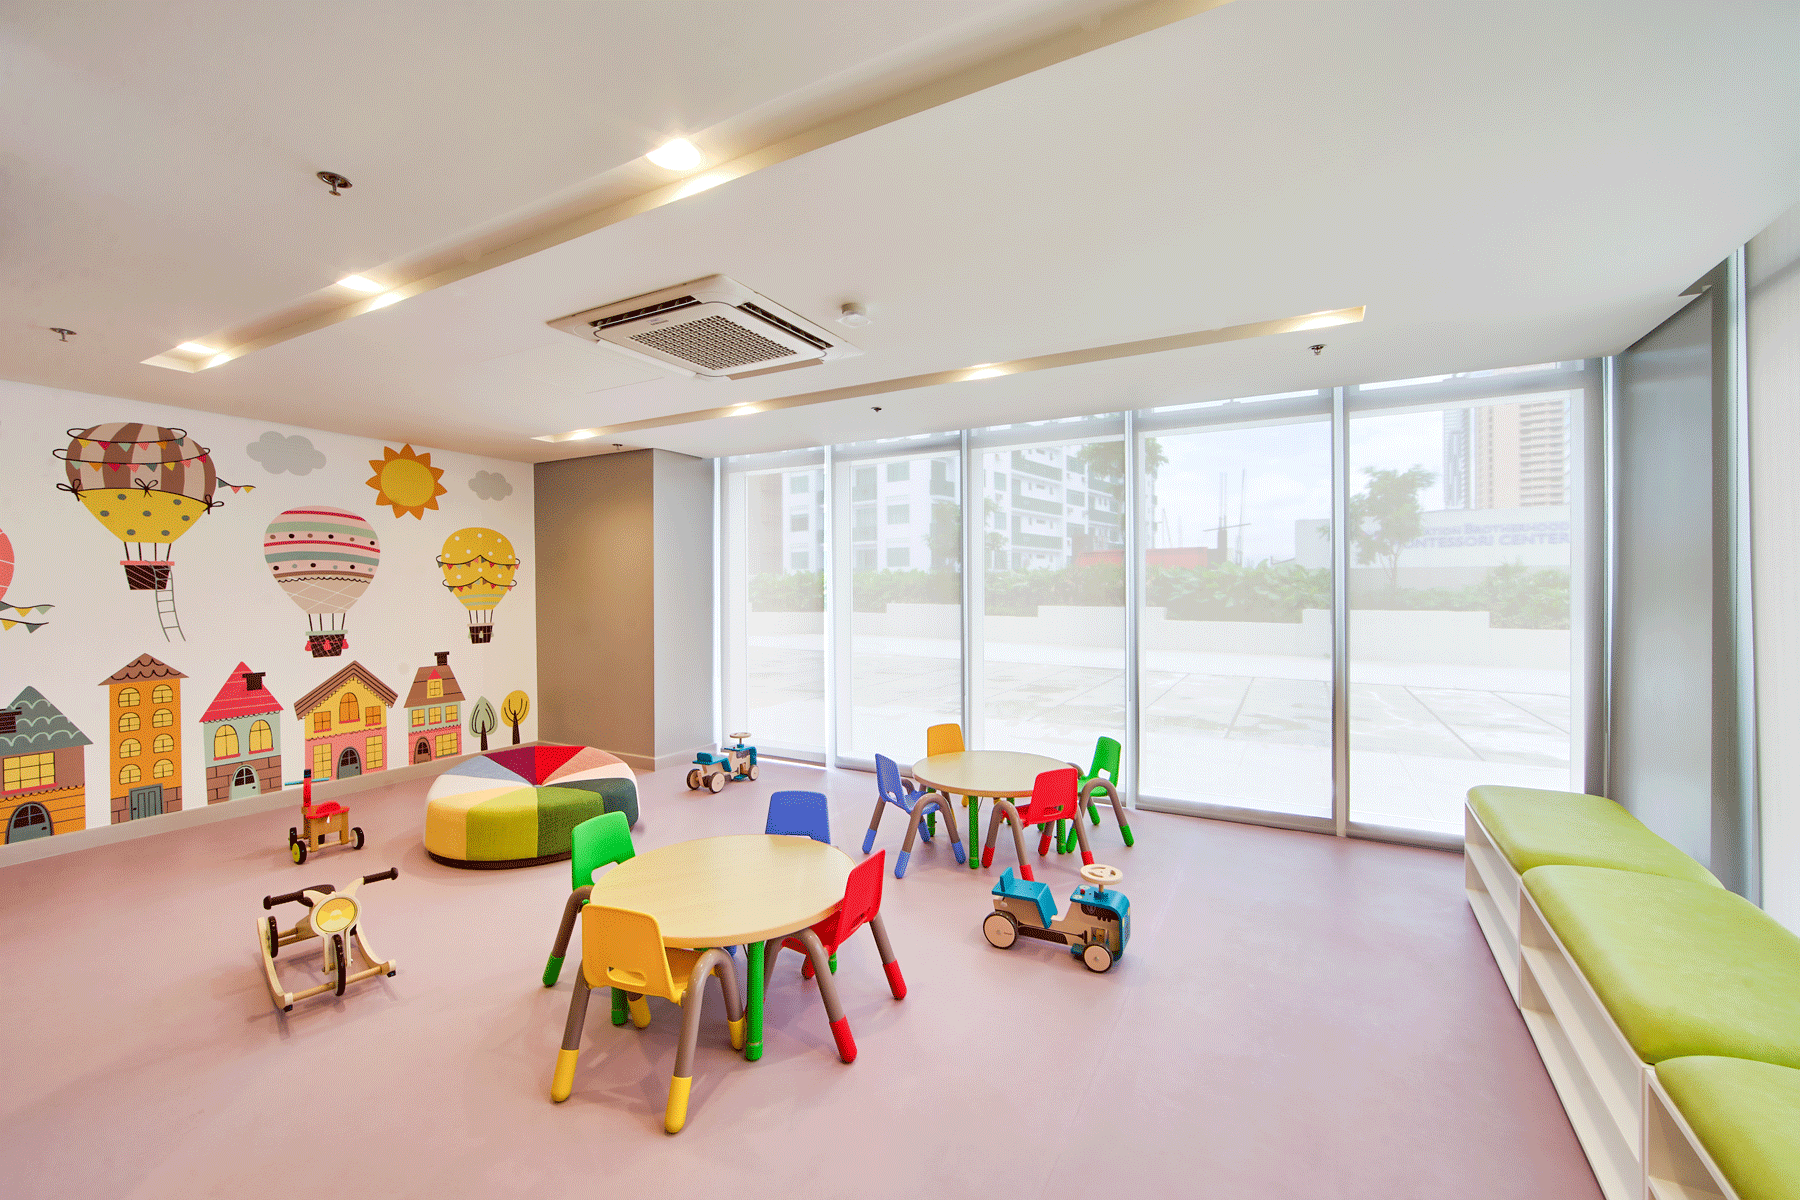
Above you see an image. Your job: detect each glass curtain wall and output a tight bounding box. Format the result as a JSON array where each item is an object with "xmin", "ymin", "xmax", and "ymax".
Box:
[
  {"xmin": 720, "ymin": 448, "xmax": 826, "ymax": 759},
  {"xmin": 1346, "ymin": 366, "xmax": 1588, "ymax": 836},
  {"xmin": 831, "ymin": 433, "xmax": 963, "ymax": 767},
  {"xmin": 718, "ymin": 359, "xmax": 1594, "ymax": 848},
  {"xmin": 1135, "ymin": 393, "xmax": 1334, "ymax": 820},
  {"xmin": 970, "ymin": 416, "xmax": 1127, "ymax": 767}
]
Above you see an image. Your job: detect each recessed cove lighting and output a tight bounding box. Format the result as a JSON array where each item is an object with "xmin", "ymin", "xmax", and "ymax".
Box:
[
  {"xmin": 730, "ymin": 405, "xmax": 759, "ymax": 417},
  {"xmin": 365, "ymin": 292, "xmax": 403, "ymax": 310},
  {"xmin": 965, "ymin": 366, "xmax": 1005, "ymax": 380},
  {"xmin": 647, "ymin": 138, "xmax": 703, "ymax": 171},
  {"xmin": 337, "ymin": 275, "xmax": 383, "ymax": 292},
  {"xmin": 177, "ymin": 342, "xmax": 217, "ymax": 355}
]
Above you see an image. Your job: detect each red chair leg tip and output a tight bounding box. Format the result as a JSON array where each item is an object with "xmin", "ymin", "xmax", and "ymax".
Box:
[
  {"xmin": 1020, "ymin": 865, "xmax": 1035, "ymax": 882},
  {"xmin": 883, "ymin": 959, "xmax": 908, "ymax": 1000},
  {"xmin": 830, "ymin": 1016, "xmax": 857, "ymax": 1063}
]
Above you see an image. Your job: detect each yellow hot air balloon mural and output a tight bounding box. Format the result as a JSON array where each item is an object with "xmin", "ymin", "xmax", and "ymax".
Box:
[
  {"xmin": 54, "ymin": 422, "xmax": 245, "ymax": 640},
  {"xmin": 437, "ymin": 527, "xmax": 519, "ymax": 643}
]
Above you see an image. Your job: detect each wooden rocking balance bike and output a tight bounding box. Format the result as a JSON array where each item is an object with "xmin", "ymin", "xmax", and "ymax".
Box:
[{"xmin": 259, "ymin": 867, "xmax": 399, "ymax": 1011}]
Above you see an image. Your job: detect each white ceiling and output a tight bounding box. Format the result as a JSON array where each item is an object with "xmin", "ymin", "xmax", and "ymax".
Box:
[{"xmin": 6, "ymin": 0, "xmax": 1800, "ymax": 463}]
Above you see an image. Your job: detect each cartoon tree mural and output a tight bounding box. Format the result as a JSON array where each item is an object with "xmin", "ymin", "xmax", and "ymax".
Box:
[
  {"xmin": 468, "ymin": 696, "xmax": 498, "ymax": 752},
  {"xmin": 500, "ymin": 690, "xmax": 530, "ymax": 746}
]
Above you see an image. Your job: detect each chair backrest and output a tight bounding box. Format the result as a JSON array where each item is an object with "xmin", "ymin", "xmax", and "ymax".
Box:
[
  {"xmin": 766, "ymin": 790, "xmax": 831, "ymax": 844},
  {"xmin": 925, "ymin": 723, "xmax": 965, "ymax": 757},
  {"xmin": 874, "ymin": 754, "xmax": 907, "ymax": 805},
  {"xmin": 1025, "ymin": 767, "xmax": 1081, "ymax": 823},
  {"xmin": 581, "ymin": 904, "xmax": 677, "ymax": 1000},
  {"xmin": 570, "ymin": 810, "xmax": 636, "ymax": 889},
  {"xmin": 832, "ymin": 850, "xmax": 886, "ymax": 941},
  {"xmin": 1088, "ymin": 736, "xmax": 1122, "ymax": 783}
]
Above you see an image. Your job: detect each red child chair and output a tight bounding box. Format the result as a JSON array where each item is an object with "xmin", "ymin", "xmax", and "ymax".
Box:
[
  {"xmin": 763, "ymin": 850, "xmax": 906, "ymax": 1064},
  {"xmin": 981, "ymin": 766, "xmax": 1094, "ymax": 882}
]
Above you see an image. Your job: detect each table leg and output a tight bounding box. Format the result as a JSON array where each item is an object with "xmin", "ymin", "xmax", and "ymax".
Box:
[
  {"xmin": 968, "ymin": 797, "xmax": 980, "ymax": 869},
  {"xmin": 746, "ymin": 938, "xmax": 765, "ymax": 1061},
  {"xmin": 610, "ymin": 986, "xmax": 627, "ymax": 1026}
]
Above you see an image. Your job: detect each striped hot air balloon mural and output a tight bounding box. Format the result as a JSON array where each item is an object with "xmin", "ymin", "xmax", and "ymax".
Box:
[
  {"xmin": 0, "ymin": 526, "xmax": 49, "ymax": 632},
  {"xmin": 53, "ymin": 422, "xmax": 241, "ymax": 640},
  {"xmin": 437, "ymin": 527, "xmax": 518, "ymax": 643},
  {"xmin": 264, "ymin": 507, "xmax": 381, "ymax": 657}
]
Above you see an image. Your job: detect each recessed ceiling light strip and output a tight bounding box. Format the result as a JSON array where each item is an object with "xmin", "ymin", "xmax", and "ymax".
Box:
[
  {"xmin": 535, "ymin": 304, "xmax": 1363, "ymax": 442},
  {"xmin": 144, "ymin": 0, "xmax": 1234, "ymax": 373}
]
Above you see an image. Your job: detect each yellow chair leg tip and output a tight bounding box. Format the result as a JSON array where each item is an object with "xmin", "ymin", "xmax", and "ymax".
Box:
[
  {"xmin": 664, "ymin": 1075, "xmax": 692, "ymax": 1134},
  {"xmin": 628, "ymin": 998, "xmax": 652, "ymax": 1029},
  {"xmin": 728, "ymin": 1017, "xmax": 746, "ymax": 1051},
  {"xmin": 551, "ymin": 1048, "xmax": 579, "ymax": 1102}
]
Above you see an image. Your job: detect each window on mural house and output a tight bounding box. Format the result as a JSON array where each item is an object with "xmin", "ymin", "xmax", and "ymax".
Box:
[
  {"xmin": 339, "ymin": 694, "xmax": 359, "ymax": 724},
  {"xmin": 249, "ymin": 720, "xmax": 272, "ymax": 753},
  {"xmin": 214, "ymin": 725, "xmax": 239, "ymax": 759}
]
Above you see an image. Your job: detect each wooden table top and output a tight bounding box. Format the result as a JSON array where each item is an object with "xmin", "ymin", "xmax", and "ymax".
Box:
[
  {"xmin": 911, "ymin": 751, "xmax": 1071, "ymax": 799},
  {"xmin": 587, "ymin": 834, "xmax": 851, "ymax": 947}
]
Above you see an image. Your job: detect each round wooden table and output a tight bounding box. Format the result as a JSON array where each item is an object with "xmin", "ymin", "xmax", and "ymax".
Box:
[
  {"xmin": 912, "ymin": 751, "xmax": 1069, "ymax": 871},
  {"xmin": 589, "ymin": 834, "xmax": 850, "ymax": 1061}
]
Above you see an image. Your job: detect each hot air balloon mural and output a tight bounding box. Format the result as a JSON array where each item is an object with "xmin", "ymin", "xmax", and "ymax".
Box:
[
  {"xmin": 53, "ymin": 422, "xmax": 242, "ymax": 640},
  {"xmin": 0, "ymin": 526, "xmax": 53, "ymax": 632},
  {"xmin": 437, "ymin": 527, "xmax": 518, "ymax": 643},
  {"xmin": 264, "ymin": 507, "xmax": 381, "ymax": 657}
]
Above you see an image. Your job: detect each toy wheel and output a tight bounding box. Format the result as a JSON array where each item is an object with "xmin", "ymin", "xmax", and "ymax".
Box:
[
  {"xmin": 687, "ymin": 769, "xmax": 702, "ymax": 790},
  {"xmin": 983, "ymin": 911, "xmax": 1019, "ymax": 949},
  {"xmin": 267, "ymin": 916, "xmax": 280, "ymax": 959},
  {"xmin": 747, "ymin": 763, "xmax": 759, "ymax": 781},
  {"xmin": 708, "ymin": 772, "xmax": 726, "ymax": 794},
  {"xmin": 332, "ymin": 934, "xmax": 348, "ymax": 996},
  {"xmin": 352, "ymin": 827, "xmax": 365, "ymax": 850},
  {"xmin": 1080, "ymin": 863, "xmax": 1123, "ymax": 889},
  {"xmin": 1082, "ymin": 942, "xmax": 1114, "ymax": 973},
  {"xmin": 291, "ymin": 840, "xmax": 307, "ymax": 865},
  {"xmin": 287, "ymin": 827, "xmax": 297, "ymax": 845}
]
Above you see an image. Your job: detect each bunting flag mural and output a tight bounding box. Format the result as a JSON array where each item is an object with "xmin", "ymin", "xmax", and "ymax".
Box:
[
  {"xmin": 51, "ymin": 422, "xmax": 246, "ymax": 641},
  {"xmin": 437, "ymin": 527, "xmax": 518, "ymax": 644},
  {"xmin": 0, "ymin": 526, "xmax": 52, "ymax": 631}
]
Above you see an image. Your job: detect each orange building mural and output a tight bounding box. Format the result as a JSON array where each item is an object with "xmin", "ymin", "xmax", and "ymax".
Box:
[{"xmin": 102, "ymin": 654, "xmax": 185, "ymax": 823}]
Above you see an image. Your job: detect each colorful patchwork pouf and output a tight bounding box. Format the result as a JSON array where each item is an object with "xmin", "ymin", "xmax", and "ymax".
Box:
[{"xmin": 424, "ymin": 745, "xmax": 638, "ymax": 869}]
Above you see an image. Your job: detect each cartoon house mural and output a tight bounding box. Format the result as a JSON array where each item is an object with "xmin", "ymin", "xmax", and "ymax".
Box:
[
  {"xmin": 200, "ymin": 663, "xmax": 283, "ymax": 803},
  {"xmin": 103, "ymin": 654, "xmax": 185, "ymax": 822},
  {"xmin": 405, "ymin": 651, "xmax": 464, "ymax": 765},
  {"xmin": 0, "ymin": 687, "xmax": 91, "ymax": 842},
  {"xmin": 294, "ymin": 661, "xmax": 395, "ymax": 783}
]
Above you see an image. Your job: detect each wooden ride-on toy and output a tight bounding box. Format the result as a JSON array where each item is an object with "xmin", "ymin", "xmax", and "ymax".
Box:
[
  {"xmin": 983, "ymin": 862, "xmax": 1131, "ymax": 973},
  {"xmin": 287, "ymin": 769, "xmax": 363, "ymax": 864},
  {"xmin": 686, "ymin": 732, "xmax": 757, "ymax": 794},
  {"xmin": 259, "ymin": 867, "xmax": 399, "ymax": 1011}
]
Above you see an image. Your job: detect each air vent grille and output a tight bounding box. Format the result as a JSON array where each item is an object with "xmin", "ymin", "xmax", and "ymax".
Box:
[
  {"xmin": 630, "ymin": 315, "xmax": 791, "ymax": 371},
  {"xmin": 592, "ymin": 295, "xmax": 700, "ymax": 331},
  {"xmin": 740, "ymin": 302, "xmax": 832, "ymax": 352}
]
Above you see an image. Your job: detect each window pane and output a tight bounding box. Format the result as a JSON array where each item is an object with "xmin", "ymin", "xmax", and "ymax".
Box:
[
  {"xmin": 1348, "ymin": 389, "xmax": 1576, "ymax": 835},
  {"xmin": 837, "ymin": 441, "xmax": 960, "ymax": 764},
  {"xmin": 974, "ymin": 428, "xmax": 1125, "ymax": 766},
  {"xmin": 1138, "ymin": 417, "xmax": 1333, "ymax": 818},
  {"xmin": 723, "ymin": 454, "xmax": 825, "ymax": 755}
]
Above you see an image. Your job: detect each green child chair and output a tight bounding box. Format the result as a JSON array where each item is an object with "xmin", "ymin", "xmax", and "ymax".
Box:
[
  {"xmin": 1058, "ymin": 735, "xmax": 1134, "ymax": 853},
  {"xmin": 550, "ymin": 904, "xmax": 744, "ymax": 1134},
  {"xmin": 542, "ymin": 811, "xmax": 638, "ymax": 1023}
]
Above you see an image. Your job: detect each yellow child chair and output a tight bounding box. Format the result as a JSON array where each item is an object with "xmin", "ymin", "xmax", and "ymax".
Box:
[
  {"xmin": 550, "ymin": 904, "xmax": 746, "ymax": 1134},
  {"xmin": 925, "ymin": 722, "xmax": 977, "ymax": 864}
]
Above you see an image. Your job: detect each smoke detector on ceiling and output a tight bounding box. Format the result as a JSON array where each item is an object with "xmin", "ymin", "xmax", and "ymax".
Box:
[{"xmin": 547, "ymin": 275, "xmax": 861, "ymax": 379}]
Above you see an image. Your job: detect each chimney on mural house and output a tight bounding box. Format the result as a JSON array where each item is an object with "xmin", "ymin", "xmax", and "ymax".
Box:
[
  {"xmin": 435, "ymin": 651, "xmax": 449, "ymax": 666},
  {"xmin": 243, "ymin": 672, "xmax": 265, "ymax": 692}
]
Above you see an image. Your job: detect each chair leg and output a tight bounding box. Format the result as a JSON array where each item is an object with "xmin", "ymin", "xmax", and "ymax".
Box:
[
  {"xmin": 896, "ymin": 803, "xmax": 930, "ymax": 878},
  {"xmin": 627, "ymin": 992, "xmax": 652, "ymax": 1028},
  {"xmin": 861, "ymin": 796, "xmax": 887, "ymax": 856},
  {"xmin": 1087, "ymin": 780, "xmax": 1135, "ymax": 848},
  {"xmin": 1069, "ymin": 805, "xmax": 1096, "ymax": 866},
  {"xmin": 983, "ymin": 800, "xmax": 1034, "ymax": 881},
  {"xmin": 794, "ymin": 928, "xmax": 856, "ymax": 1062},
  {"xmin": 868, "ymin": 912, "xmax": 906, "ymax": 1000},
  {"xmin": 664, "ymin": 949, "xmax": 743, "ymax": 1134},
  {"xmin": 543, "ymin": 885, "xmax": 592, "ymax": 987},
  {"xmin": 551, "ymin": 970, "xmax": 593, "ymax": 1102}
]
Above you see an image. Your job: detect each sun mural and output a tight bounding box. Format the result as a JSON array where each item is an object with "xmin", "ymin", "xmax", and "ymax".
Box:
[{"xmin": 365, "ymin": 444, "xmax": 447, "ymax": 519}]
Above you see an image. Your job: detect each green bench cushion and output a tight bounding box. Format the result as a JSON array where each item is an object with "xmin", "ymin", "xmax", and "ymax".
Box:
[
  {"xmin": 1469, "ymin": 785, "xmax": 1720, "ymax": 886},
  {"xmin": 1525, "ymin": 865, "xmax": 1800, "ymax": 1069},
  {"xmin": 1657, "ymin": 1056, "xmax": 1800, "ymax": 1200}
]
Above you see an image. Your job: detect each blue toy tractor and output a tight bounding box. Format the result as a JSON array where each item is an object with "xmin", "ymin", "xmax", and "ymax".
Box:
[
  {"xmin": 983, "ymin": 863, "xmax": 1131, "ymax": 972},
  {"xmin": 687, "ymin": 732, "xmax": 758, "ymax": 793}
]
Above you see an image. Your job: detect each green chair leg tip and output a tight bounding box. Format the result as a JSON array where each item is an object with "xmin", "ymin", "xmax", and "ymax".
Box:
[{"xmin": 542, "ymin": 956, "xmax": 564, "ymax": 987}]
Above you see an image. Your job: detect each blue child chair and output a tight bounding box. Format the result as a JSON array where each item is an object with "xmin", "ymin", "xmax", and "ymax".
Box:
[
  {"xmin": 863, "ymin": 753, "xmax": 966, "ymax": 877},
  {"xmin": 766, "ymin": 790, "xmax": 831, "ymax": 844}
]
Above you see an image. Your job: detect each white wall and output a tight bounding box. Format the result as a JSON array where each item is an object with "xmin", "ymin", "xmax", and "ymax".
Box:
[
  {"xmin": 1750, "ymin": 198, "xmax": 1800, "ymax": 930},
  {"xmin": 0, "ymin": 379, "xmax": 536, "ymax": 847}
]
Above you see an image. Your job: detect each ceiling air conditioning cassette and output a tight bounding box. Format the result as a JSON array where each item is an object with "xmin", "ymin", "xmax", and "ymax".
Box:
[{"xmin": 547, "ymin": 275, "xmax": 861, "ymax": 379}]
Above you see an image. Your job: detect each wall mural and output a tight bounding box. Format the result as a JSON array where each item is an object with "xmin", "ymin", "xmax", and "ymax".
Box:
[
  {"xmin": 53, "ymin": 422, "xmax": 250, "ymax": 641},
  {"xmin": 1, "ymin": 382, "xmax": 537, "ymax": 846},
  {"xmin": 366, "ymin": 443, "xmax": 447, "ymax": 519},
  {"xmin": 437, "ymin": 527, "xmax": 519, "ymax": 643},
  {"xmin": 264, "ymin": 507, "xmax": 381, "ymax": 657},
  {"xmin": 0, "ymin": 527, "xmax": 53, "ymax": 632}
]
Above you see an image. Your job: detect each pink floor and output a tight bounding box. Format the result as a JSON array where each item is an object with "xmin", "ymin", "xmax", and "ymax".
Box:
[{"xmin": 2, "ymin": 759, "xmax": 1599, "ymax": 1199}]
